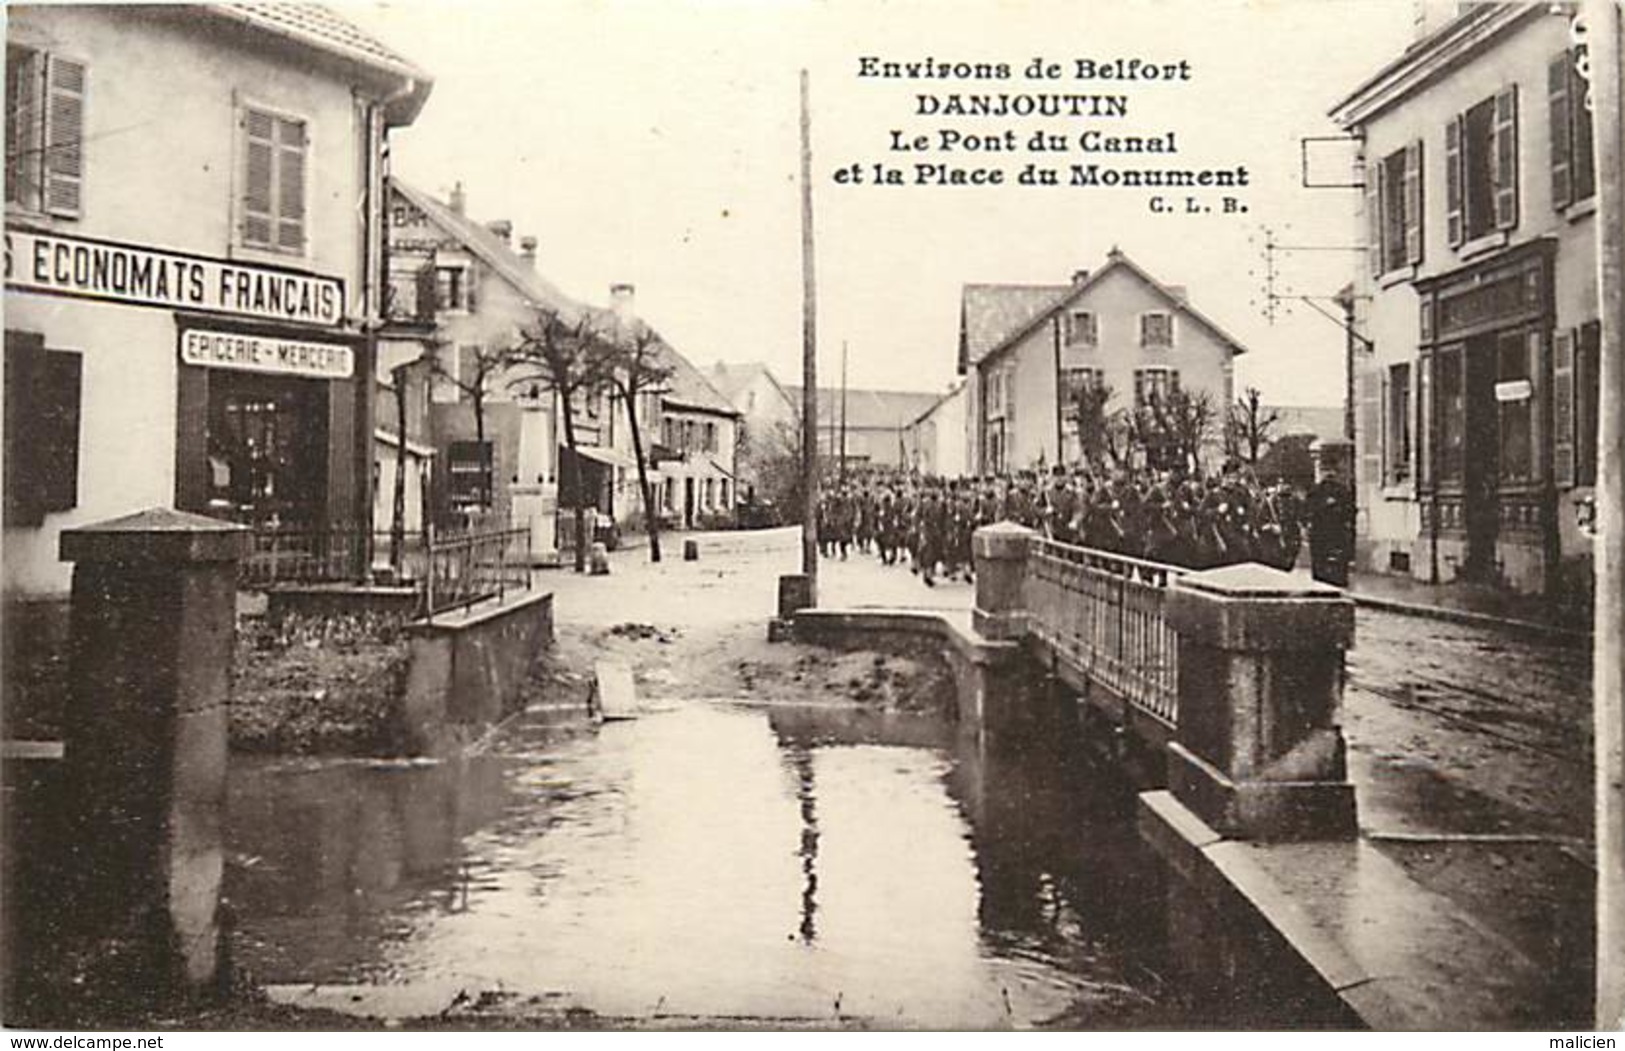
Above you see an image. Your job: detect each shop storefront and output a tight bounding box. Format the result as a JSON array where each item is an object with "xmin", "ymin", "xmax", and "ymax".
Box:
[{"xmin": 1415, "ymin": 239, "xmax": 1558, "ymax": 590}]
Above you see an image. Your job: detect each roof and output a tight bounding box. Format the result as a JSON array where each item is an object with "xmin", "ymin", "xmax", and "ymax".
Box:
[
  {"xmin": 973, "ymin": 247, "xmax": 1249, "ymax": 370},
  {"xmin": 659, "ymin": 346, "xmax": 739, "ymax": 418},
  {"xmin": 1327, "ymin": 3, "xmax": 1539, "ymax": 128},
  {"xmin": 707, "ymin": 361, "xmax": 797, "ymax": 414},
  {"xmin": 909, "ymin": 382, "xmax": 966, "ymax": 428},
  {"xmin": 958, "ymin": 283, "xmax": 1069, "ymax": 373},
  {"xmin": 207, "ymin": 4, "xmax": 433, "ymax": 123},
  {"xmin": 391, "ymin": 178, "xmax": 595, "ymax": 326},
  {"xmin": 784, "ymin": 386, "xmax": 943, "ymax": 431}
]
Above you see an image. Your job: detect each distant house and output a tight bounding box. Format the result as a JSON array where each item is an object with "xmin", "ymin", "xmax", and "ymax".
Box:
[
  {"xmin": 959, "ymin": 247, "xmax": 1247, "ymax": 475},
  {"xmin": 903, "ymin": 383, "xmax": 969, "ymax": 478},
  {"xmin": 783, "ymin": 385, "xmax": 944, "ymax": 471},
  {"xmin": 709, "ymin": 361, "xmax": 799, "ymax": 500}
]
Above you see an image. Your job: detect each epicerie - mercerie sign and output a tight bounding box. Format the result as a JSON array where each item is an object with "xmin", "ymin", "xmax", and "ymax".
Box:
[
  {"xmin": 5, "ymin": 227, "xmax": 345, "ymax": 327},
  {"xmin": 180, "ymin": 329, "xmax": 354, "ymax": 380}
]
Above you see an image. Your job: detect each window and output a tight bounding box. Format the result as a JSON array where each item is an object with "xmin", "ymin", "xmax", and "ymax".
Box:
[
  {"xmin": 4, "ymin": 331, "xmax": 82, "ymax": 526},
  {"xmin": 1447, "ymin": 87, "xmax": 1517, "ymax": 246},
  {"xmin": 1140, "ymin": 312, "xmax": 1174, "ymax": 348},
  {"xmin": 434, "ymin": 265, "xmax": 471, "ymax": 312},
  {"xmin": 704, "ymin": 422, "xmax": 717, "ymax": 453},
  {"xmin": 1065, "ymin": 310, "xmax": 1098, "ymax": 346},
  {"xmin": 1496, "ymin": 331, "xmax": 1532, "ymax": 483},
  {"xmin": 721, "ymin": 480, "xmax": 731, "ymax": 508},
  {"xmin": 1436, "ymin": 345, "xmax": 1465, "ymax": 483},
  {"xmin": 6, "ymin": 47, "xmax": 85, "ymax": 217},
  {"xmin": 241, "ymin": 106, "xmax": 307, "ymax": 253},
  {"xmin": 1385, "ymin": 363, "xmax": 1412, "ymax": 484},
  {"xmin": 1369, "ymin": 142, "xmax": 1423, "ymax": 274},
  {"xmin": 1550, "ymin": 47, "xmax": 1596, "ymax": 210},
  {"xmin": 1062, "ymin": 367, "xmax": 1105, "ymax": 417},
  {"xmin": 1133, "ymin": 367, "xmax": 1179, "ymax": 408}
]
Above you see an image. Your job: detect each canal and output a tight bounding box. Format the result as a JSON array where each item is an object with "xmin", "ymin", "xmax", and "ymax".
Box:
[{"xmin": 225, "ymin": 699, "xmax": 1190, "ymax": 1028}]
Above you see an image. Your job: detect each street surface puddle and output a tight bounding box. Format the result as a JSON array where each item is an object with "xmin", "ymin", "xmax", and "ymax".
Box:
[{"xmin": 227, "ymin": 702, "xmax": 1180, "ymax": 1027}]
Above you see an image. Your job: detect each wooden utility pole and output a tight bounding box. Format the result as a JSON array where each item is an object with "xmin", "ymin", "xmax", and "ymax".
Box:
[
  {"xmin": 799, "ymin": 69, "xmax": 819, "ymax": 602},
  {"xmin": 840, "ymin": 339, "xmax": 849, "ymax": 480},
  {"xmin": 1585, "ymin": 0, "xmax": 1623, "ymax": 1027}
]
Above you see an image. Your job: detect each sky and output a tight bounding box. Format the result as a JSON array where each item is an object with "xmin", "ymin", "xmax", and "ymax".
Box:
[{"xmin": 348, "ymin": 0, "xmax": 1419, "ymax": 407}]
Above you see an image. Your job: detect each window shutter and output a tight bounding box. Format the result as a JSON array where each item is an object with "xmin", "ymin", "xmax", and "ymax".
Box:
[
  {"xmin": 1417, "ymin": 354, "xmax": 1433, "ymax": 488},
  {"xmin": 414, "ymin": 263, "xmax": 437, "ymax": 322},
  {"xmin": 41, "ymin": 350, "xmax": 81, "ymax": 512},
  {"xmin": 42, "ymin": 56, "xmax": 85, "ymax": 218},
  {"xmin": 1527, "ymin": 329, "xmax": 1545, "ymax": 482},
  {"xmin": 1492, "ymin": 84, "xmax": 1519, "ymax": 231},
  {"xmin": 1553, "ymin": 328, "xmax": 1574, "ymax": 488},
  {"xmin": 1445, "ymin": 116, "xmax": 1464, "ymax": 246},
  {"xmin": 1379, "ymin": 368, "xmax": 1391, "ymax": 486},
  {"xmin": 243, "ymin": 109, "xmax": 275, "ymax": 246},
  {"xmin": 1063, "ymin": 312, "xmax": 1075, "ymax": 343},
  {"xmin": 1404, "ymin": 140, "xmax": 1423, "ymax": 265},
  {"xmin": 1367, "ymin": 161, "xmax": 1383, "ymax": 275},
  {"xmin": 1550, "ymin": 53, "xmax": 1573, "ymax": 209},
  {"xmin": 275, "ymin": 117, "xmax": 306, "ymax": 252},
  {"xmin": 1357, "ymin": 367, "xmax": 1382, "ymax": 494},
  {"xmin": 464, "ymin": 267, "xmax": 478, "ymax": 313},
  {"xmin": 7, "ymin": 49, "xmax": 43, "ymax": 209},
  {"xmin": 1133, "ymin": 368, "xmax": 1145, "ymax": 407},
  {"xmin": 4, "ymin": 331, "xmax": 47, "ymax": 526},
  {"xmin": 1004, "ymin": 365, "xmax": 1016, "ymax": 434}
]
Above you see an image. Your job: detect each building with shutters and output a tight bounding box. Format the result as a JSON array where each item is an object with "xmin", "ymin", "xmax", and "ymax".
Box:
[
  {"xmin": 3, "ymin": 5, "xmax": 430, "ymax": 607},
  {"xmin": 1330, "ymin": 2, "xmax": 1600, "ymax": 599},
  {"xmin": 958, "ymin": 248, "xmax": 1245, "ymax": 475}
]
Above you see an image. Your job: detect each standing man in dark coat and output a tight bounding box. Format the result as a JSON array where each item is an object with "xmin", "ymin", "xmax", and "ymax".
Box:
[{"xmin": 1307, "ymin": 465, "xmax": 1354, "ymax": 587}]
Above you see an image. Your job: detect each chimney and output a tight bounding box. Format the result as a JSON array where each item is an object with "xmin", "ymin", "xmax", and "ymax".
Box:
[
  {"xmin": 519, "ymin": 235, "xmax": 538, "ymax": 268},
  {"xmin": 449, "ymin": 181, "xmax": 466, "ymax": 216},
  {"xmin": 1071, "ymin": 269, "xmax": 1090, "ymax": 285},
  {"xmin": 486, "ymin": 219, "xmax": 513, "ymax": 245},
  {"xmin": 610, "ymin": 282, "xmax": 635, "ymax": 323}
]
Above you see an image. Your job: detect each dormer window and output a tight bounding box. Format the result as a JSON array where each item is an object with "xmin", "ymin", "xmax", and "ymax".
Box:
[{"xmin": 1140, "ymin": 311, "xmax": 1174, "ymax": 349}]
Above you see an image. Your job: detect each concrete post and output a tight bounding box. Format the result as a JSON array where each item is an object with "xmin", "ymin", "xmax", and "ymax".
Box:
[
  {"xmin": 58, "ymin": 508, "xmax": 247, "ymax": 998},
  {"xmin": 1164, "ymin": 563, "xmax": 1357, "ymax": 841},
  {"xmin": 971, "ymin": 522, "xmax": 1036, "ymax": 641}
]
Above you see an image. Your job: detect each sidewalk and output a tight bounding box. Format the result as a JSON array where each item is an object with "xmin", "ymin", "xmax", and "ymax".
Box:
[{"xmin": 1337, "ymin": 567, "xmax": 1591, "ymax": 640}]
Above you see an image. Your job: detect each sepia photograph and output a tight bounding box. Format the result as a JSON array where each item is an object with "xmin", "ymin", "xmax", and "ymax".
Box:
[{"xmin": 1, "ymin": 0, "xmax": 1620, "ymax": 1035}]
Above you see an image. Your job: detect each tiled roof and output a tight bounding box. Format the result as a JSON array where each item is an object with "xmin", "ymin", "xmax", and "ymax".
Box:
[
  {"xmin": 215, "ymin": 3, "xmax": 429, "ymax": 81},
  {"xmin": 784, "ymin": 386, "xmax": 944, "ymax": 431},
  {"xmin": 391, "ymin": 178, "xmax": 595, "ymax": 326},
  {"xmin": 958, "ymin": 283, "xmax": 1069, "ymax": 372},
  {"xmin": 661, "ymin": 349, "xmax": 739, "ymax": 417}
]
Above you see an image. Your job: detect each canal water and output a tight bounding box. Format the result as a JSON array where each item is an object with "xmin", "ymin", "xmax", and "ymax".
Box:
[{"xmin": 225, "ymin": 701, "xmax": 1185, "ymax": 1028}]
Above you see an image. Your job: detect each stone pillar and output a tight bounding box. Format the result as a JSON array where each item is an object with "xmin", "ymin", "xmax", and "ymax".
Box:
[
  {"xmin": 58, "ymin": 508, "xmax": 247, "ymax": 997},
  {"xmin": 971, "ymin": 522, "xmax": 1035, "ymax": 641},
  {"xmin": 1164, "ymin": 563, "xmax": 1357, "ymax": 841}
]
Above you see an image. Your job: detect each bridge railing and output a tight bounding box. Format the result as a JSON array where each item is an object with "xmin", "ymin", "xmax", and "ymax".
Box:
[{"xmin": 1023, "ymin": 537, "xmax": 1185, "ymax": 728}]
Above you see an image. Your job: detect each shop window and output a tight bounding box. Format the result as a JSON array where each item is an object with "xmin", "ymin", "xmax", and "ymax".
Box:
[
  {"xmin": 1496, "ymin": 332, "xmax": 1532, "ymax": 484},
  {"xmin": 1385, "ymin": 363, "xmax": 1412, "ymax": 484},
  {"xmin": 1446, "ymin": 87, "xmax": 1517, "ymax": 246},
  {"xmin": 5, "ymin": 47, "xmax": 84, "ymax": 218},
  {"xmin": 1140, "ymin": 311, "xmax": 1174, "ymax": 349},
  {"xmin": 1436, "ymin": 345, "xmax": 1465, "ymax": 483},
  {"xmin": 1065, "ymin": 310, "xmax": 1098, "ymax": 346},
  {"xmin": 3, "ymin": 331, "xmax": 81, "ymax": 526},
  {"xmin": 1369, "ymin": 142, "xmax": 1422, "ymax": 275},
  {"xmin": 447, "ymin": 440, "xmax": 493, "ymax": 513},
  {"xmin": 1576, "ymin": 321, "xmax": 1600, "ymax": 486},
  {"xmin": 1550, "ymin": 47, "xmax": 1596, "ymax": 210},
  {"xmin": 241, "ymin": 105, "xmax": 307, "ymax": 253}
]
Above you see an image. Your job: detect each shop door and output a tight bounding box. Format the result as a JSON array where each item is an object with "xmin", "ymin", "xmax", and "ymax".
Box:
[{"xmin": 1462, "ymin": 335, "xmax": 1499, "ymax": 580}]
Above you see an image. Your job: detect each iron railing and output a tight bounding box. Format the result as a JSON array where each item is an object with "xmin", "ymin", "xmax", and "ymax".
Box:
[
  {"xmin": 241, "ymin": 526, "xmax": 432, "ymax": 588},
  {"xmin": 423, "ymin": 525, "xmax": 531, "ymax": 618},
  {"xmin": 1023, "ymin": 537, "xmax": 1185, "ymax": 728}
]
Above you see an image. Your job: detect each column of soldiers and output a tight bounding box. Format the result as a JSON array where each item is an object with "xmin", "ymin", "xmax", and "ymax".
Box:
[{"xmin": 816, "ymin": 461, "xmax": 1354, "ymax": 587}]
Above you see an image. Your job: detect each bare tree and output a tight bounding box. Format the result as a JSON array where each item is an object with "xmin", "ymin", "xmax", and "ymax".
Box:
[
  {"xmin": 1067, "ymin": 377, "xmax": 1118, "ymax": 471},
  {"xmin": 510, "ymin": 308, "xmax": 614, "ymax": 573},
  {"xmin": 605, "ymin": 320, "xmax": 674, "ymax": 562},
  {"xmin": 428, "ymin": 340, "xmax": 512, "ymax": 456},
  {"xmin": 1227, "ymin": 386, "xmax": 1280, "ymax": 466},
  {"xmin": 1133, "ymin": 387, "xmax": 1216, "ymax": 474}
]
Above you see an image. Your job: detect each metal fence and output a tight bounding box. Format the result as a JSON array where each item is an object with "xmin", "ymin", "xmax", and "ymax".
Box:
[
  {"xmin": 241, "ymin": 526, "xmax": 435, "ymax": 589},
  {"xmin": 423, "ymin": 525, "xmax": 532, "ymax": 618},
  {"xmin": 1023, "ymin": 537, "xmax": 1186, "ymax": 728}
]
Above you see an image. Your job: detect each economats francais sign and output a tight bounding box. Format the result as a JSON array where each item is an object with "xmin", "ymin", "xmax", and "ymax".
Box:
[{"xmin": 5, "ymin": 227, "xmax": 345, "ymax": 327}]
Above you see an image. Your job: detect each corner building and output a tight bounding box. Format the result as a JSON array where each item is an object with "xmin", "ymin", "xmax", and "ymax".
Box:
[{"xmin": 1332, "ymin": 3, "xmax": 1601, "ymax": 599}]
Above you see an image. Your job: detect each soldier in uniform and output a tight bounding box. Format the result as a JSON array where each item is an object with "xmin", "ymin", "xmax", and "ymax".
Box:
[{"xmin": 1308, "ymin": 465, "xmax": 1354, "ymax": 586}]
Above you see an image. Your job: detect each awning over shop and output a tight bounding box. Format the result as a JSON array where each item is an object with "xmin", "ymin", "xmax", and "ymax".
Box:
[{"xmin": 568, "ymin": 444, "xmax": 638, "ymax": 470}]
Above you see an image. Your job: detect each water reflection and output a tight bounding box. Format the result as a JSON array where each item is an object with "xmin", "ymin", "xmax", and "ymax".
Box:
[{"xmin": 227, "ymin": 701, "xmax": 1180, "ymax": 1027}]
